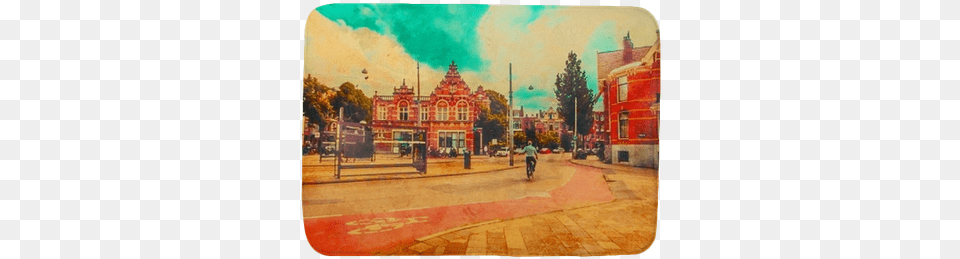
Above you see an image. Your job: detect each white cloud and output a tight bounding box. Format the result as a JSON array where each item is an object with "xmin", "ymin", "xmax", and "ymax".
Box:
[{"xmin": 303, "ymin": 6, "xmax": 660, "ymax": 111}]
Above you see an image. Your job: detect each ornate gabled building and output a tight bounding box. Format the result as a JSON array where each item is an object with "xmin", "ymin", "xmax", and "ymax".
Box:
[
  {"xmin": 539, "ymin": 107, "xmax": 566, "ymax": 135},
  {"xmin": 372, "ymin": 61, "xmax": 490, "ymax": 154}
]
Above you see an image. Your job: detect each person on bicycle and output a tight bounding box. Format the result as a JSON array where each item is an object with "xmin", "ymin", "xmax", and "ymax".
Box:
[{"xmin": 524, "ymin": 141, "xmax": 538, "ymax": 172}]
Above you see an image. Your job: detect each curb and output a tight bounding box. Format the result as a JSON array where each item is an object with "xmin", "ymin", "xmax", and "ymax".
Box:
[
  {"xmin": 568, "ymin": 158, "xmax": 638, "ymax": 172},
  {"xmin": 303, "ymin": 165, "xmax": 524, "ymax": 185}
]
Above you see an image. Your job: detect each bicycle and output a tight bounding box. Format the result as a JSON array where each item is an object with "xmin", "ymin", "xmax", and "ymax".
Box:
[{"xmin": 526, "ymin": 159, "xmax": 535, "ymax": 180}]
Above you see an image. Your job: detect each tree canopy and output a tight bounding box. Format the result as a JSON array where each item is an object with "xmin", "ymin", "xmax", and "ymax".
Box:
[
  {"xmin": 553, "ymin": 51, "xmax": 595, "ymax": 136},
  {"xmin": 537, "ymin": 131, "xmax": 560, "ymax": 149},
  {"xmin": 303, "ymin": 74, "xmax": 335, "ymax": 129},
  {"xmin": 331, "ymin": 82, "xmax": 373, "ymax": 123},
  {"xmin": 474, "ymin": 89, "xmax": 510, "ymax": 146},
  {"xmin": 303, "ymin": 76, "xmax": 374, "ymax": 127}
]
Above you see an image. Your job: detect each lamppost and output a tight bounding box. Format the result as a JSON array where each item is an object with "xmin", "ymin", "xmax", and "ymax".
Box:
[
  {"xmin": 507, "ymin": 63, "xmax": 536, "ymax": 166},
  {"xmin": 508, "ymin": 63, "xmax": 514, "ymax": 166},
  {"xmin": 573, "ymin": 97, "xmax": 577, "ymax": 159}
]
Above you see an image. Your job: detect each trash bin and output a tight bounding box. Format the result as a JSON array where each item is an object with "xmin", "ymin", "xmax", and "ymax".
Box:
[{"xmin": 464, "ymin": 151, "xmax": 471, "ymax": 169}]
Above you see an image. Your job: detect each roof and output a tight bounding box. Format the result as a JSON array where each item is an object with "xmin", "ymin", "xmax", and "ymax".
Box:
[
  {"xmin": 606, "ymin": 39, "xmax": 660, "ymax": 78},
  {"xmin": 596, "ymin": 46, "xmax": 651, "ymax": 83}
]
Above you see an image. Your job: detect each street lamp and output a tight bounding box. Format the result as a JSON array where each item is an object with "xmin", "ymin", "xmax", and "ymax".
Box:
[
  {"xmin": 506, "ymin": 63, "xmax": 536, "ymax": 167},
  {"xmin": 508, "ymin": 64, "xmax": 514, "ymax": 166}
]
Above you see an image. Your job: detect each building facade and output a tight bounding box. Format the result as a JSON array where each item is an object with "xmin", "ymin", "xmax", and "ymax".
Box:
[
  {"xmin": 599, "ymin": 32, "xmax": 660, "ymax": 168},
  {"xmin": 371, "ymin": 61, "xmax": 490, "ymax": 154},
  {"xmin": 583, "ymin": 111, "xmax": 608, "ymax": 150},
  {"xmin": 538, "ymin": 107, "xmax": 566, "ymax": 135}
]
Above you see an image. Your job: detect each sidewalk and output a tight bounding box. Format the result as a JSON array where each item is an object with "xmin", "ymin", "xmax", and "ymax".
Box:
[
  {"xmin": 391, "ymin": 156, "xmax": 659, "ymax": 256},
  {"xmin": 302, "ymin": 154, "xmax": 521, "ymax": 184}
]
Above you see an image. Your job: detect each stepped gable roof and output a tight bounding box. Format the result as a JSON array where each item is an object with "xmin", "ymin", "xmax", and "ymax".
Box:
[{"xmin": 433, "ymin": 61, "xmax": 472, "ymax": 96}]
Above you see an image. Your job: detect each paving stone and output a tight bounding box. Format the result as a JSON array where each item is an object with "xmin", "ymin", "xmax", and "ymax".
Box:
[
  {"xmin": 580, "ymin": 241, "xmax": 607, "ymax": 256},
  {"xmin": 504, "ymin": 227, "xmax": 526, "ymax": 250},
  {"xmin": 442, "ymin": 242, "xmax": 466, "ymax": 255},
  {"xmin": 424, "ymin": 237, "xmax": 448, "ymax": 247},
  {"xmin": 598, "ymin": 241, "xmax": 622, "ymax": 250},
  {"xmin": 465, "ymin": 232, "xmax": 487, "ymax": 255},
  {"xmin": 486, "ymin": 230, "xmax": 508, "ymax": 255},
  {"xmin": 408, "ymin": 242, "xmax": 434, "ymax": 253},
  {"xmin": 508, "ymin": 248, "xmax": 529, "ymax": 256}
]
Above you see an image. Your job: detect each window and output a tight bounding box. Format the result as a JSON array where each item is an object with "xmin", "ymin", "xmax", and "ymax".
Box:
[
  {"xmin": 438, "ymin": 131, "xmax": 462, "ymax": 148},
  {"xmin": 399, "ymin": 102, "xmax": 409, "ymax": 121},
  {"xmin": 377, "ymin": 106, "xmax": 387, "ymax": 120},
  {"xmin": 421, "ymin": 106, "xmax": 429, "ymax": 121},
  {"xmin": 437, "ymin": 102, "xmax": 449, "ymax": 121},
  {"xmin": 618, "ymin": 76, "xmax": 628, "ymax": 102},
  {"xmin": 457, "ymin": 101, "xmax": 468, "ymax": 121},
  {"xmin": 439, "ymin": 132, "xmax": 448, "ymax": 148},
  {"xmin": 619, "ymin": 112, "xmax": 629, "ymax": 139},
  {"xmin": 549, "ymin": 114, "xmax": 553, "ymax": 119},
  {"xmin": 394, "ymin": 130, "xmax": 412, "ymax": 152},
  {"xmin": 618, "ymin": 151, "xmax": 629, "ymax": 162},
  {"xmin": 549, "ymin": 125, "xmax": 553, "ymax": 131},
  {"xmin": 513, "ymin": 121, "xmax": 520, "ymax": 129}
]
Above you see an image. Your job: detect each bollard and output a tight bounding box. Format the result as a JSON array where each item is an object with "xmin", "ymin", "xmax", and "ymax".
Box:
[{"xmin": 464, "ymin": 151, "xmax": 471, "ymax": 169}]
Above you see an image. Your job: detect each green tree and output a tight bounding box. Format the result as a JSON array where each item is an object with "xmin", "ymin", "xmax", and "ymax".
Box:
[
  {"xmin": 560, "ymin": 132, "xmax": 572, "ymax": 150},
  {"xmin": 524, "ymin": 128, "xmax": 539, "ymax": 148},
  {"xmin": 513, "ymin": 131, "xmax": 526, "ymax": 148},
  {"xmin": 537, "ymin": 131, "xmax": 560, "ymax": 149},
  {"xmin": 332, "ymin": 82, "xmax": 373, "ymax": 123},
  {"xmin": 303, "ymin": 74, "xmax": 334, "ymax": 129},
  {"xmin": 484, "ymin": 89, "xmax": 509, "ymax": 116},
  {"xmin": 553, "ymin": 51, "xmax": 595, "ymax": 136},
  {"xmin": 474, "ymin": 89, "xmax": 509, "ymax": 146},
  {"xmin": 474, "ymin": 106, "xmax": 508, "ymax": 146}
]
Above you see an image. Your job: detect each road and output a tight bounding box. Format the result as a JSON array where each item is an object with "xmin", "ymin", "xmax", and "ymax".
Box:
[{"xmin": 302, "ymin": 154, "xmax": 616, "ymax": 255}]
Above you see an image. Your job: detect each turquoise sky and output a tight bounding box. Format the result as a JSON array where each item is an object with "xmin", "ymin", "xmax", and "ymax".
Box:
[
  {"xmin": 311, "ymin": 4, "xmax": 657, "ymax": 111},
  {"xmin": 317, "ymin": 4, "xmax": 494, "ymax": 71}
]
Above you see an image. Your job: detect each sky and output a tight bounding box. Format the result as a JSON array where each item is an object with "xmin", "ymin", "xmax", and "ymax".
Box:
[{"xmin": 304, "ymin": 4, "xmax": 658, "ymax": 112}]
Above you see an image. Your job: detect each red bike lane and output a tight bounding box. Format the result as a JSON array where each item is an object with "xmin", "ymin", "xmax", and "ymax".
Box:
[{"xmin": 303, "ymin": 162, "xmax": 615, "ymax": 255}]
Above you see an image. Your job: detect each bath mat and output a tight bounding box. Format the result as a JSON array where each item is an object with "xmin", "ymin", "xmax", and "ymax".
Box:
[{"xmin": 301, "ymin": 3, "xmax": 659, "ymax": 256}]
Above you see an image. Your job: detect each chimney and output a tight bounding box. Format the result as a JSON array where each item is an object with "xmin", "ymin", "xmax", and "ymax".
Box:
[{"xmin": 622, "ymin": 31, "xmax": 634, "ymax": 62}]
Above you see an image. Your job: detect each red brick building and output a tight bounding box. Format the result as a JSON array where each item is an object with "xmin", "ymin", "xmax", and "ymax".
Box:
[
  {"xmin": 583, "ymin": 111, "xmax": 608, "ymax": 150},
  {"xmin": 597, "ymin": 32, "xmax": 660, "ymax": 167},
  {"xmin": 371, "ymin": 61, "xmax": 490, "ymax": 154}
]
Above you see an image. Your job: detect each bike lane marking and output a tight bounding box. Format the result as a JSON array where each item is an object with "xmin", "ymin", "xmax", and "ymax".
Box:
[{"xmin": 303, "ymin": 162, "xmax": 615, "ymax": 255}]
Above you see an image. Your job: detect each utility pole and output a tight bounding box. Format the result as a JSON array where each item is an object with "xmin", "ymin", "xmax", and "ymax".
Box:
[
  {"xmin": 508, "ymin": 63, "xmax": 513, "ymax": 166},
  {"xmin": 573, "ymin": 97, "xmax": 577, "ymax": 159},
  {"xmin": 417, "ymin": 61, "xmax": 421, "ymax": 128}
]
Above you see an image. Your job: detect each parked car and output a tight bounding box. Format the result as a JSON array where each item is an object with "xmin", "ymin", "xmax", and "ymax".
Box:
[
  {"xmin": 496, "ymin": 147, "xmax": 510, "ymax": 157},
  {"xmin": 553, "ymin": 147, "xmax": 564, "ymax": 153},
  {"xmin": 540, "ymin": 148, "xmax": 552, "ymax": 154}
]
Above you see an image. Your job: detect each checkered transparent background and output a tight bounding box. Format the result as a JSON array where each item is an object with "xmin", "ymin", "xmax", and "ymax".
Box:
[{"xmin": 2, "ymin": 0, "xmax": 954, "ymax": 258}]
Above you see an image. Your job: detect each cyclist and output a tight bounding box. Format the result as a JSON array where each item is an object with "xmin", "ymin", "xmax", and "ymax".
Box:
[{"xmin": 523, "ymin": 141, "xmax": 538, "ymax": 175}]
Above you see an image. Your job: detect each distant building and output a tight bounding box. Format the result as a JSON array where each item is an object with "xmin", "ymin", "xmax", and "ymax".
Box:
[
  {"xmin": 538, "ymin": 107, "xmax": 566, "ymax": 135},
  {"xmin": 371, "ymin": 61, "xmax": 490, "ymax": 154},
  {"xmin": 583, "ymin": 111, "xmax": 608, "ymax": 150},
  {"xmin": 598, "ymin": 31, "xmax": 660, "ymax": 168}
]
